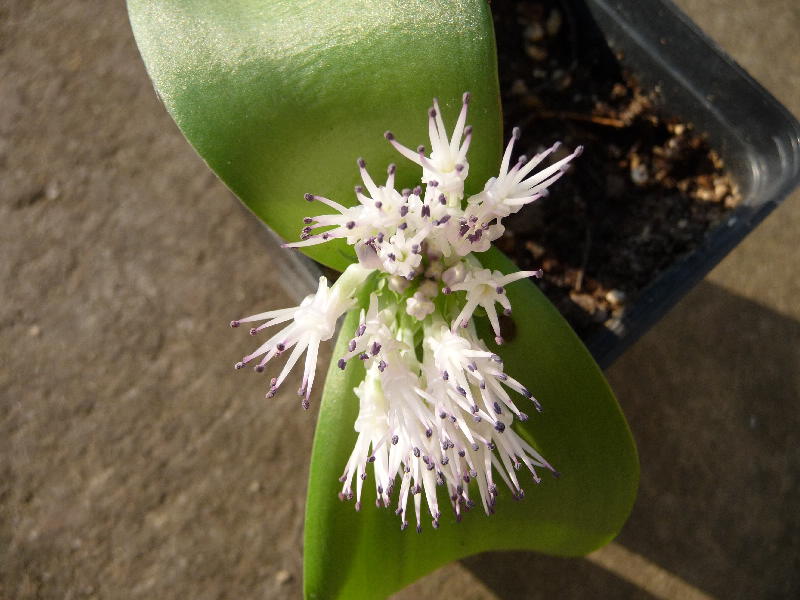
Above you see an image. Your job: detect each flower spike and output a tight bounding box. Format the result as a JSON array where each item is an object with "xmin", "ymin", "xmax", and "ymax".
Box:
[{"xmin": 231, "ymin": 94, "xmax": 581, "ymax": 530}]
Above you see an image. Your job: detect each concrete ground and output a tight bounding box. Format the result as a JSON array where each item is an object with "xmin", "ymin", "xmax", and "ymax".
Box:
[{"xmin": 1, "ymin": 1, "xmax": 797, "ymax": 599}]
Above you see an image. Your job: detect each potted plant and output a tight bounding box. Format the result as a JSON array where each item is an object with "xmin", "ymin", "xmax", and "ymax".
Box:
[{"xmin": 127, "ymin": 0, "xmax": 798, "ymax": 598}]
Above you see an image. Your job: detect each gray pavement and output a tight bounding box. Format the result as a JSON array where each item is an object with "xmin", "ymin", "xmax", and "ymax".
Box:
[{"xmin": 1, "ymin": 1, "xmax": 797, "ymax": 599}]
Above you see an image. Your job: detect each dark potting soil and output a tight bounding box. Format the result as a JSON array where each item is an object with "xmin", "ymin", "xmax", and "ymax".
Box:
[{"xmin": 491, "ymin": 0, "xmax": 741, "ymax": 340}]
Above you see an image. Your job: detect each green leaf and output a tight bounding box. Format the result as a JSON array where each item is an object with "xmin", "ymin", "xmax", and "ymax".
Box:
[
  {"xmin": 304, "ymin": 246, "xmax": 639, "ymax": 599},
  {"xmin": 127, "ymin": 0, "xmax": 502, "ymax": 271}
]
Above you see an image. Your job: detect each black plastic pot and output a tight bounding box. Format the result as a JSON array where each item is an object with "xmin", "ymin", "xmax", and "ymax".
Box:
[{"xmin": 578, "ymin": 0, "xmax": 800, "ymax": 368}]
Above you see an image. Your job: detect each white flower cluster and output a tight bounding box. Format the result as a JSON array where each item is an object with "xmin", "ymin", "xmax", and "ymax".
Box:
[{"xmin": 231, "ymin": 94, "xmax": 580, "ymax": 531}]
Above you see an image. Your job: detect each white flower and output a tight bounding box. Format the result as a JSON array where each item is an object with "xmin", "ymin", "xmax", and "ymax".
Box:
[
  {"xmin": 231, "ymin": 93, "xmax": 579, "ymax": 530},
  {"xmin": 470, "ymin": 130, "xmax": 583, "ymax": 221},
  {"xmin": 385, "ymin": 93, "xmax": 472, "ymax": 202},
  {"xmin": 231, "ymin": 263, "xmax": 372, "ymax": 407},
  {"xmin": 448, "ymin": 266, "xmax": 544, "ymax": 344},
  {"xmin": 285, "ymin": 161, "xmax": 402, "ymax": 250}
]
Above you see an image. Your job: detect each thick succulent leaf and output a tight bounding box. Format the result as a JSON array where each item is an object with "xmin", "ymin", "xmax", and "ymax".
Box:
[
  {"xmin": 304, "ymin": 246, "xmax": 639, "ymax": 599},
  {"xmin": 127, "ymin": 0, "xmax": 501, "ymax": 271}
]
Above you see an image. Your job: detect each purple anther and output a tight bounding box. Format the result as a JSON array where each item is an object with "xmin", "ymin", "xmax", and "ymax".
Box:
[
  {"xmin": 494, "ymin": 421, "xmax": 506, "ymax": 433},
  {"xmin": 249, "ymin": 327, "xmax": 258, "ymax": 336},
  {"xmin": 438, "ymin": 193, "xmax": 446, "ymax": 205},
  {"xmin": 519, "ymin": 412, "xmax": 529, "ymax": 422},
  {"xmin": 377, "ymin": 232, "xmax": 384, "ymax": 243},
  {"xmin": 391, "ymin": 434, "xmax": 399, "ymax": 445},
  {"xmin": 429, "ymin": 180, "xmax": 439, "ymax": 188},
  {"xmin": 467, "ymin": 363, "xmax": 475, "ymax": 372},
  {"xmin": 496, "ymin": 286, "xmax": 505, "ymax": 294},
  {"xmin": 442, "ymin": 370, "xmax": 449, "ymax": 381},
  {"xmin": 493, "ymin": 402, "xmax": 502, "ymax": 415},
  {"xmin": 458, "ymin": 449, "xmax": 465, "ymax": 457},
  {"xmin": 304, "ymin": 193, "xmax": 314, "ymax": 202},
  {"xmin": 522, "ymin": 388, "xmax": 532, "ymax": 399},
  {"xmin": 354, "ymin": 185, "xmax": 364, "ymax": 194},
  {"xmin": 416, "ymin": 524, "xmax": 422, "ymax": 534},
  {"xmin": 400, "ymin": 205, "xmax": 409, "ymax": 217},
  {"xmin": 387, "ymin": 163, "xmax": 396, "ymax": 174},
  {"xmin": 417, "ymin": 145, "xmax": 425, "ymax": 154},
  {"xmin": 371, "ymin": 341, "xmax": 381, "ymax": 355},
  {"xmin": 421, "ymin": 205, "xmax": 430, "ymax": 218},
  {"xmin": 230, "ymin": 320, "xmax": 240, "ymax": 328},
  {"xmin": 359, "ymin": 353, "xmax": 369, "ymax": 360},
  {"xmin": 378, "ymin": 360, "xmax": 387, "ymax": 372},
  {"xmin": 442, "ymin": 286, "xmax": 451, "ymax": 294},
  {"xmin": 357, "ymin": 323, "xmax": 366, "ymax": 336},
  {"xmin": 455, "ymin": 164, "xmax": 465, "ymax": 173},
  {"xmin": 456, "ymin": 386, "xmax": 467, "ymax": 396},
  {"xmin": 303, "ymin": 217, "xmax": 313, "ymax": 224},
  {"xmin": 346, "ymin": 221, "xmax": 355, "ymax": 230},
  {"xmin": 534, "ymin": 268, "xmax": 544, "ymax": 278},
  {"xmin": 301, "ymin": 399, "xmax": 310, "ymax": 410},
  {"xmin": 491, "ymin": 354, "xmax": 502, "ymax": 363},
  {"xmin": 472, "ymin": 442, "xmax": 479, "ymax": 452},
  {"xmin": 367, "ymin": 455, "xmax": 376, "ymax": 463},
  {"xmin": 459, "ymin": 223, "xmax": 470, "ymax": 237},
  {"xmin": 384, "ymin": 131, "xmax": 394, "ymax": 140},
  {"xmin": 234, "ymin": 361, "xmax": 245, "ymax": 370},
  {"xmin": 375, "ymin": 201, "xmax": 382, "ymax": 209},
  {"xmin": 348, "ymin": 339, "xmax": 357, "ymax": 352},
  {"xmin": 322, "ymin": 233, "xmax": 329, "ymax": 240},
  {"xmin": 357, "ymin": 158, "xmax": 366, "ymax": 169},
  {"xmin": 425, "ymin": 428, "xmax": 433, "ymax": 438},
  {"xmin": 388, "ymin": 253, "xmax": 396, "ymax": 261},
  {"xmin": 503, "ymin": 308, "xmax": 512, "ymax": 316},
  {"xmin": 412, "ymin": 186, "xmax": 422, "ymax": 196},
  {"xmin": 413, "ymin": 447, "xmax": 420, "ymax": 457},
  {"xmin": 438, "ymin": 214, "xmax": 450, "ymax": 225},
  {"xmin": 464, "ymin": 125, "xmax": 473, "ymax": 136},
  {"xmin": 337, "ymin": 358, "xmax": 346, "ymax": 370}
]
